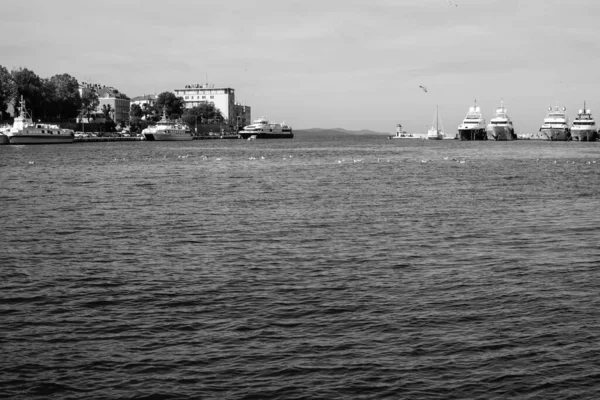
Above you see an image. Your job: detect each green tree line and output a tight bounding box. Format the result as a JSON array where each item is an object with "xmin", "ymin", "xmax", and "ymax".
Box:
[{"xmin": 0, "ymin": 65, "xmax": 93, "ymax": 122}]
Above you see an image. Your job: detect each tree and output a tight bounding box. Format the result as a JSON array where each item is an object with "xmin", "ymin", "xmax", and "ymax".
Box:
[
  {"xmin": 11, "ymin": 67, "xmax": 43, "ymax": 119},
  {"xmin": 0, "ymin": 65, "xmax": 14, "ymax": 119},
  {"xmin": 47, "ymin": 73, "xmax": 81, "ymax": 121},
  {"xmin": 80, "ymin": 89, "xmax": 99, "ymax": 121},
  {"xmin": 129, "ymin": 103, "xmax": 143, "ymax": 119},
  {"xmin": 102, "ymin": 104, "xmax": 114, "ymax": 120},
  {"xmin": 141, "ymin": 103, "xmax": 152, "ymax": 120},
  {"xmin": 153, "ymin": 92, "xmax": 185, "ymax": 120},
  {"xmin": 181, "ymin": 103, "xmax": 224, "ymax": 130}
]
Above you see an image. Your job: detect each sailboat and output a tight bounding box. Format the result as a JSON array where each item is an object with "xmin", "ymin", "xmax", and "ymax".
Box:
[{"xmin": 426, "ymin": 105, "xmax": 445, "ymax": 140}]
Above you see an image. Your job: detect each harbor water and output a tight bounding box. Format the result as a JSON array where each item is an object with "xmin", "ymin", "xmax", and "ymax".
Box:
[{"xmin": 2, "ymin": 136, "xmax": 600, "ymax": 399}]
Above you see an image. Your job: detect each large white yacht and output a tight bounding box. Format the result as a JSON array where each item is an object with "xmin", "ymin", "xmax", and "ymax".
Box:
[
  {"xmin": 458, "ymin": 101, "xmax": 487, "ymax": 140},
  {"xmin": 141, "ymin": 110, "xmax": 193, "ymax": 141},
  {"xmin": 486, "ymin": 99, "xmax": 516, "ymax": 141},
  {"xmin": 426, "ymin": 106, "xmax": 445, "ymax": 140},
  {"xmin": 5, "ymin": 96, "xmax": 74, "ymax": 144},
  {"xmin": 570, "ymin": 102, "xmax": 597, "ymax": 142},
  {"xmin": 539, "ymin": 105, "xmax": 570, "ymax": 141},
  {"xmin": 239, "ymin": 117, "xmax": 293, "ymax": 139}
]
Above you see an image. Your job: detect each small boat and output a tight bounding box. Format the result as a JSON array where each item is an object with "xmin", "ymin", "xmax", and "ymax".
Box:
[
  {"xmin": 570, "ymin": 102, "xmax": 597, "ymax": 142},
  {"xmin": 539, "ymin": 105, "xmax": 570, "ymax": 141},
  {"xmin": 426, "ymin": 106, "xmax": 445, "ymax": 140},
  {"xmin": 458, "ymin": 100, "xmax": 487, "ymax": 140},
  {"xmin": 5, "ymin": 96, "xmax": 74, "ymax": 144},
  {"xmin": 238, "ymin": 117, "xmax": 294, "ymax": 139},
  {"xmin": 486, "ymin": 99, "xmax": 516, "ymax": 141}
]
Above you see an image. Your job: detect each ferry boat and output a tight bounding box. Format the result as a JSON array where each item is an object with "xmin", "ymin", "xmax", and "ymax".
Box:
[
  {"xmin": 486, "ymin": 99, "xmax": 516, "ymax": 141},
  {"xmin": 5, "ymin": 96, "xmax": 74, "ymax": 144},
  {"xmin": 539, "ymin": 105, "xmax": 570, "ymax": 141},
  {"xmin": 426, "ymin": 106, "xmax": 445, "ymax": 140},
  {"xmin": 458, "ymin": 101, "xmax": 487, "ymax": 140},
  {"xmin": 238, "ymin": 117, "xmax": 293, "ymax": 139},
  {"xmin": 141, "ymin": 110, "xmax": 193, "ymax": 141},
  {"xmin": 389, "ymin": 123, "xmax": 415, "ymax": 139},
  {"xmin": 570, "ymin": 102, "xmax": 597, "ymax": 142}
]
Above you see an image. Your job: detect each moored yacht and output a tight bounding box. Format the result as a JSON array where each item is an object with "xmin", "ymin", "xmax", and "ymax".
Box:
[
  {"xmin": 539, "ymin": 105, "xmax": 570, "ymax": 141},
  {"xmin": 570, "ymin": 102, "xmax": 597, "ymax": 142},
  {"xmin": 426, "ymin": 105, "xmax": 445, "ymax": 140},
  {"xmin": 141, "ymin": 109, "xmax": 193, "ymax": 141},
  {"xmin": 486, "ymin": 98, "xmax": 516, "ymax": 141},
  {"xmin": 458, "ymin": 100, "xmax": 487, "ymax": 140},
  {"xmin": 5, "ymin": 96, "xmax": 74, "ymax": 144},
  {"xmin": 239, "ymin": 117, "xmax": 294, "ymax": 139}
]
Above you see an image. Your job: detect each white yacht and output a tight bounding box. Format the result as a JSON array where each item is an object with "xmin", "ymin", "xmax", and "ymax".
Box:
[
  {"xmin": 142, "ymin": 110, "xmax": 193, "ymax": 141},
  {"xmin": 539, "ymin": 105, "xmax": 570, "ymax": 141},
  {"xmin": 5, "ymin": 96, "xmax": 74, "ymax": 144},
  {"xmin": 486, "ymin": 99, "xmax": 516, "ymax": 141},
  {"xmin": 239, "ymin": 117, "xmax": 294, "ymax": 139},
  {"xmin": 458, "ymin": 101, "xmax": 487, "ymax": 140},
  {"xmin": 426, "ymin": 106, "xmax": 445, "ymax": 140},
  {"xmin": 570, "ymin": 102, "xmax": 597, "ymax": 142}
]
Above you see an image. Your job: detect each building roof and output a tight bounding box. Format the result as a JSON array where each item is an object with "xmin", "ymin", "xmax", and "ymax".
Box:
[
  {"xmin": 131, "ymin": 94, "xmax": 158, "ymax": 102},
  {"xmin": 79, "ymin": 82, "xmax": 129, "ymax": 99},
  {"xmin": 176, "ymin": 83, "xmax": 234, "ymax": 91}
]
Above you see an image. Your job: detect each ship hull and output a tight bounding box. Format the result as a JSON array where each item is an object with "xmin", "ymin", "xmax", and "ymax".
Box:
[
  {"xmin": 486, "ymin": 126, "xmax": 516, "ymax": 141},
  {"xmin": 540, "ymin": 128, "xmax": 571, "ymax": 141},
  {"xmin": 571, "ymin": 129, "xmax": 598, "ymax": 142},
  {"xmin": 7, "ymin": 134, "xmax": 74, "ymax": 144},
  {"xmin": 239, "ymin": 132, "xmax": 294, "ymax": 139},
  {"xmin": 143, "ymin": 133, "xmax": 193, "ymax": 141},
  {"xmin": 458, "ymin": 128, "xmax": 487, "ymax": 141}
]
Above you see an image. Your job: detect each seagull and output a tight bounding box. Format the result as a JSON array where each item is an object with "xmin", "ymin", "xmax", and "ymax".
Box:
[{"xmin": 419, "ymin": 85, "xmax": 428, "ymax": 93}]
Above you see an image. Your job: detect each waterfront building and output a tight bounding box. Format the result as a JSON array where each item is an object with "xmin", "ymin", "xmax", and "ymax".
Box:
[
  {"xmin": 97, "ymin": 87, "xmax": 130, "ymax": 124},
  {"xmin": 130, "ymin": 94, "xmax": 157, "ymax": 109},
  {"xmin": 234, "ymin": 103, "xmax": 252, "ymax": 130},
  {"xmin": 79, "ymin": 82, "xmax": 130, "ymax": 124},
  {"xmin": 174, "ymin": 83, "xmax": 235, "ymax": 123}
]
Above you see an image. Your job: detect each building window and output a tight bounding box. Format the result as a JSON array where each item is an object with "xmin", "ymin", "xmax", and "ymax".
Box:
[
  {"xmin": 210, "ymin": 96, "xmax": 214, "ymax": 99},
  {"xmin": 202, "ymin": 96, "xmax": 206, "ymax": 99}
]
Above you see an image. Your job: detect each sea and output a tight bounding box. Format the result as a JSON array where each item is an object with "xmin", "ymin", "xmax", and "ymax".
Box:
[{"xmin": 1, "ymin": 136, "xmax": 600, "ymax": 399}]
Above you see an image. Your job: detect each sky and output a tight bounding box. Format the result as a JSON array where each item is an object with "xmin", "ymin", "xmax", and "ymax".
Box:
[{"xmin": 3, "ymin": 0, "xmax": 600, "ymax": 134}]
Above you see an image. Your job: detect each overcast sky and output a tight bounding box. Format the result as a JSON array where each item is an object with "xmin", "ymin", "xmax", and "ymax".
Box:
[{"xmin": 3, "ymin": 0, "xmax": 600, "ymax": 133}]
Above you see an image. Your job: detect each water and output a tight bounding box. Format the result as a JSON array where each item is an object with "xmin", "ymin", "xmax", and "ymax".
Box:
[{"xmin": 2, "ymin": 137, "xmax": 600, "ymax": 399}]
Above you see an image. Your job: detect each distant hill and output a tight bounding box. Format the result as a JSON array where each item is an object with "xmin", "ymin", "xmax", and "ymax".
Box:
[{"xmin": 295, "ymin": 128, "xmax": 389, "ymax": 136}]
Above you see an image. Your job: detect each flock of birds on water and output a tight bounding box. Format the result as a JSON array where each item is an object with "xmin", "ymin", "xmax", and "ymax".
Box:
[{"xmin": 20, "ymin": 154, "xmax": 600, "ymax": 167}]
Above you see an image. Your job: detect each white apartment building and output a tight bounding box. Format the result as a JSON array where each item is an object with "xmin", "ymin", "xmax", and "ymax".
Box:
[
  {"xmin": 130, "ymin": 94, "xmax": 157, "ymax": 109},
  {"xmin": 173, "ymin": 83, "xmax": 235, "ymax": 122}
]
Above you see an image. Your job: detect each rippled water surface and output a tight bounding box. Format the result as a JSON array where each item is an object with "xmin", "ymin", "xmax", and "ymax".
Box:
[{"xmin": 2, "ymin": 136, "xmax": 600, "ymax": 399}]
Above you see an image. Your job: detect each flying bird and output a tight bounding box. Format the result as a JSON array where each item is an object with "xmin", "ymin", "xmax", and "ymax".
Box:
[{"xmin": 419, "ymin": 85, "xmax": 428, "ymax": 93}]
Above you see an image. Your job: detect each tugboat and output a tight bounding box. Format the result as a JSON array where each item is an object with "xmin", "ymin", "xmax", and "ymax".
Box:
[
  {"xmin": 5, "ymin": 95, "xmax": 74, "ymax": 144},
  {"xmin": 486, "ymin": 98, "xmax": 516, "ymax": 141},
  {"xmin": 539, "ymin": 105, "xmax": 570, "ymax": 141},
  {"xmin": 458, "ymin": 100, "xmax": 487, "ymax": 140},
  {"xmin": 570, "ymin": 102, "xmax": 597, "ymax": 142}
]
